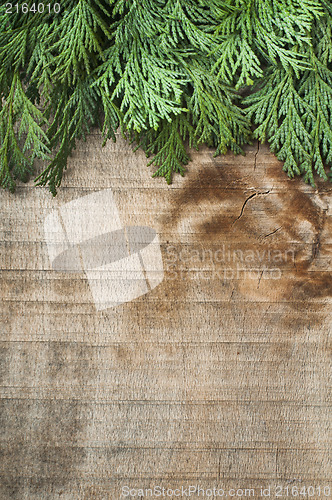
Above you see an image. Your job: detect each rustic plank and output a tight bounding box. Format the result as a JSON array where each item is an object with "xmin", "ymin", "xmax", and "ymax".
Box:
[{"xmin": 0, "ymin": 133, "xmax": 331, "ymax": 499}]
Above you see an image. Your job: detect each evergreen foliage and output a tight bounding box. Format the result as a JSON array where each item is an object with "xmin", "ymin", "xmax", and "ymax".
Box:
[{"xmin": 0, "ymin": 0, "xmax": 331, "ymax": 194}]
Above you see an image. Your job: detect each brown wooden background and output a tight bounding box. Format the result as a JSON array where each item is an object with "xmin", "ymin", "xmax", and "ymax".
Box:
[{"xmin": 0, "ymin": 134, "xmax": 331, "ymax": 499}]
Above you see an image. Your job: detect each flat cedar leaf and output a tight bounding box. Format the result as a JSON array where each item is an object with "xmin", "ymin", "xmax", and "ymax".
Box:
[
  {"xmin": 244, "ymin": 69, "xmax": 316, "ymax": 184},
  {"xmin": 0, "ymin": 72, "xmax": 49, "ymax": 191},
  {"xmin": 0, "ymin": 0, "xmax": 331, "ymax": 193},
  {"xmin": 300, "ymin": 57, "xmax": 332, "ymax": 179},
  {"xmin": 139, "ymin": 113, "xmax": 195, "ymax": 184}
]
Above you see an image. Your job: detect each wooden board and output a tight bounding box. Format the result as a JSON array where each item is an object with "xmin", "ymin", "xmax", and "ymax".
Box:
[{"xmin": 0, "ymin": 134, "xmax": 331, "ymax": 499}]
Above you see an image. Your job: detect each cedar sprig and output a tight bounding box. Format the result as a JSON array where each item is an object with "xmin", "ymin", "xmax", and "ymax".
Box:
[{"xmin": 0, "ymin": 0, "xmax": 331, "ymax": 194}]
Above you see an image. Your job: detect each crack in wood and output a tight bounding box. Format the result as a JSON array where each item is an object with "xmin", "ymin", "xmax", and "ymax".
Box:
[
  {"xmin": 233, "ymin": 190, "xmax": 270, "ymax": 225},
  {"xmin": 254, "ymin": 141, "xmax": 260, "ymax": 170},
  {"xmin": 257, "ymin": 270, "xmax": 264, "ymax": 289},
  {"xmin": 309, "ymin": 207, "xmax": 328, "ymax": 264},
  {"xmin": 263, "ymin": 227, "xmax": 282, "ymax": 239}
]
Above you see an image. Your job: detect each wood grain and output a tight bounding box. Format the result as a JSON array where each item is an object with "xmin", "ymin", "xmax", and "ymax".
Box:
[{"xmin": 0, "ymin": 134, "xmax": 331, "ymax": 499}]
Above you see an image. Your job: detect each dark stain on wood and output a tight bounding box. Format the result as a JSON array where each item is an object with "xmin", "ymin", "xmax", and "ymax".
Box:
[{"xmin": 164, "ymin": 158, "xmax": 331, "ymax": 305}]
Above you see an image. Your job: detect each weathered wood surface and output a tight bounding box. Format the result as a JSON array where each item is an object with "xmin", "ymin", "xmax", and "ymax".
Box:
[{"xmin": 0, "ymin": 134, "xmax": 331, "ymax": 499}]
